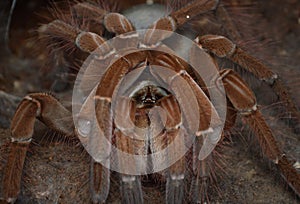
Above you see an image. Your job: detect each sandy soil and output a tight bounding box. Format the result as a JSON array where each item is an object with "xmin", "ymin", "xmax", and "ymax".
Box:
[{"xmin": 0, "ymin": 0, "xmax": 299, "ymax": 203}]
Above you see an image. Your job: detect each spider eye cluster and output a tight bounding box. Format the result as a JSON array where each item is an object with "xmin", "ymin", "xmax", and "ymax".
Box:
[{"xmin": 131, "ymin": 84, "xmax": 169, "ymax": 108}]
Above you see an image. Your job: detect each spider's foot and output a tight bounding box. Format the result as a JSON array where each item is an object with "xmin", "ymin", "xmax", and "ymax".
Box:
[
  {"xmin": 166, "ymin": 174, "xmax": 185, "ymax": 204},
  {"xmin": 120, "ymin": 175, "xmax": 143, "ymax": 204}
]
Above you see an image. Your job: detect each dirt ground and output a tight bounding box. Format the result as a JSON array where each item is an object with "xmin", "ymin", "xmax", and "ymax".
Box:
[{"xmin": 0, "ymin": 0, "xmax": 299, "ymax": 203}]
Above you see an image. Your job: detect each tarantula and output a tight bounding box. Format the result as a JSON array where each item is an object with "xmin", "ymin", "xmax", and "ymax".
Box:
[{"xmin": 1, "ymin": 0, "xmax": 300, "ymax": 203}]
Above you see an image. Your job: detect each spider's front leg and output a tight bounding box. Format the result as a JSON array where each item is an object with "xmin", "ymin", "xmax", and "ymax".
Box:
[
  {"xmin": 113, "ymin": 96, "xmax": 145, "ymax": 204},
  {"xmin": 218, "ymin": 69, "xmax": 300, "ymax": 196},
  {"xmin": 150, "ymin": 95, "xmax": 186, "ymax": 204},
  {"xmin": 1, "ymin": 93, "xmax": 74, "ymax": 203},
  {"xmin": 85, "ymin": 51, "xmax": 149, "ymax": 204},
  {"xmin": 151, "ymin": 53, "xmax": 224, "ymax": 203}
]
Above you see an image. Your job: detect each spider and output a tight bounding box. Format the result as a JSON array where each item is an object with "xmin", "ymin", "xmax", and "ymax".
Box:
[{"xmin": 1, "ymin": 0, "xmax": 300, "ymax": 203}]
